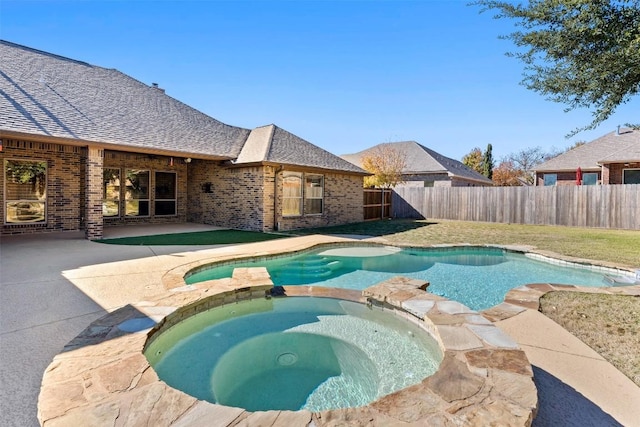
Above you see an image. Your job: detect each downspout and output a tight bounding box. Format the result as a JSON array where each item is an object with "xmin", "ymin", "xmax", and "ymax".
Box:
[{"xmin": 274, "ymin": 165, "xmax": 284, "ymax": 231}]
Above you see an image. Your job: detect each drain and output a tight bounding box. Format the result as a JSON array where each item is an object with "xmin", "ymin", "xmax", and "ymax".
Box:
[{"xmin": 277, "ymin": 352, "xmax": 298, "ymax": 366}]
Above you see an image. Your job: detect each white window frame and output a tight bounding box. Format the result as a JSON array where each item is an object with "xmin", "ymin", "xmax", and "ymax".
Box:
[
  {"xmin": 4, "ymin": 159, "xmax": 47, "ymax": 224},
  {"xmin": 304, "ymin": 174, "xmax": 324, "ymax": 215},
  {"xmin": 282, "ymin": 172, "xmax": 303, "ymax": 217}
]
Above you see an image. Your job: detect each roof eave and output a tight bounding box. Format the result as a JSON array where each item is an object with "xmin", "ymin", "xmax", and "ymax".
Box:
[
  {"xmin": 0, "ymin": 129, "xmax": 234, "ymax": 161},
  {"xmin": 226, "ymin": 160, "xmax": 369, "ymax": 176},
  {"xmin": 598, "ymin": 159, "xmax": 640, "ymax": 165}
]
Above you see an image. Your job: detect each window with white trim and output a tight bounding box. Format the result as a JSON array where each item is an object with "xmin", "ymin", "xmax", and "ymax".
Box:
[
  {"xmin": 304, "ymin": 174, "xmax": 324, "ymax": 215},
  {"xmin": 543, "ymin": 174, "xmax": 557, "ymax": 186},
  {"xmin": 125, "ymin": 169, "xmax": 150, "ymax": 216},
  {"xmin": 283, "ymin": 172, "xmax": 302, "ymax": 216},
  {"xmin": 4, "ymin": 159, "xmax": 47, "ymax": 224},
  {"xmin": 154, "ymin": 171, "xmax": 177, "ymax": 216}
]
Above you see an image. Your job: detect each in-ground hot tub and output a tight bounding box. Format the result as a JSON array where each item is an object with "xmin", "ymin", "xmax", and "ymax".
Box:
[
  {"xmin": 144, "ymin": 296, "xmax": 443, "ymax": 412},
  {"xmin": 39, "ymin": 276, "xmax": 539, "ymax": 426}
]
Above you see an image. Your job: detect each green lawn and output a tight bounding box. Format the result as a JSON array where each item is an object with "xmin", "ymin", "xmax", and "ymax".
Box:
[
  {"xmin": 96, "ymin": 229, "xmax": 286, "ymax": 246},
  {"xmin": 95, "ymin": 219, "xmax": 639, "ymax": 268},
  {"xmin": 295, "ymin": 219, "xmax": 640, "ymax": 269}
]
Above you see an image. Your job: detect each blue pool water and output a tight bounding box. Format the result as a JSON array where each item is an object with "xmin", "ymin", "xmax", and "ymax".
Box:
[
  {"xmin": 145, "ymin": 297, "xmax": 442, "ymax": 412},
  {"xmin": 186, "ymin": 245, "xmax": 626, "ymax": 311}
]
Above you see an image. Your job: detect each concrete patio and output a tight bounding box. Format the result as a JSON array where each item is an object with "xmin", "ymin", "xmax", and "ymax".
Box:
[{"xmin": 1, "ymin": 224, "xmax": 639, "ymax": 426}]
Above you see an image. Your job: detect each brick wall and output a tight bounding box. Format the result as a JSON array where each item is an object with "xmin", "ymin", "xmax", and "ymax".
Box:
[
  {"xmin": 2, "ymin": 140, "xmax": 364, "ymax": 236},
  {"xmin": 1, "ymin": 142, "xmax": 190, "ymax": 237},
  {"xmin": 275, "ymin": 171, "xmax": 364, "ymax": 231},
  {"xmin": 536, "ymin": 171, "xmax": 589, "ymax": 186},
  {"xmin": 608, "ymin": 163, "xmax": 640, "ymax": 184},
  {"xmin": 187, "ymin": 160, "xmax": 272, "ymax": 231},
  {"xmin": 187, "ymin": 162, "xmax": 364, "ymax": 231},
  {"xmin": 1, "ymin": 139, "xmax": 84, "ymax": 235}
]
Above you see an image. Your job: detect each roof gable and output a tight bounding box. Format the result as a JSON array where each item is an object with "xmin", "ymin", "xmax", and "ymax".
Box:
[{"xmin": 235, "ymin": 124, "xmax": 366, "ymax": 174}]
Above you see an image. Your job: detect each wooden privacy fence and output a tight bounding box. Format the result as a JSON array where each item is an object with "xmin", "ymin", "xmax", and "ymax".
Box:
[
  {"xmin": 364, "ymin": 189, "xmax": 392, "ymax": 220},
  {"xmin": 392, "ymin": 184, "xmax": 640, "ymax": 230}
]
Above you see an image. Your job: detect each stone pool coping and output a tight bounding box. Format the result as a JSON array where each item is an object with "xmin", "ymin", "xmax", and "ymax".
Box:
[{"xmin": 38, "ymin": 273, "xmax": 538, "ymax": 426}]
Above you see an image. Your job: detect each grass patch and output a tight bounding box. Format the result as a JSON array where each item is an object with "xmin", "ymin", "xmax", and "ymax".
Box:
[
  {"xmin": 539, "ymin": 292, "xmax": 640, "ymax": 387},
  {"xmin": 296, "ymin": 219, "xmax": 640, "ymax": 268},
  {"xmin": 97, "ymin": 230, "xmax": 286, "ymax": 246}
]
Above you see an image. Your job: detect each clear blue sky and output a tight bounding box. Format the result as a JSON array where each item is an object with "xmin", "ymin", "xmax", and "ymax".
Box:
[{"xmin": 2, "ymin": 0, "xmax": 638, "ymax": 161}]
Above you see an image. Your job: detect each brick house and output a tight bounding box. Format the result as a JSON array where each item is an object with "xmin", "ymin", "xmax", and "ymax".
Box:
[
  {"xmin": 534, "ymin": 128, "xmax": 640, "ymax": 186},
  {"xmin": 0, "ymin": 41, "xmax": 366, "ymax": 239},
  {"xmin": 341, "ymin": 141, "xmax": 493, "ymax": 187}
]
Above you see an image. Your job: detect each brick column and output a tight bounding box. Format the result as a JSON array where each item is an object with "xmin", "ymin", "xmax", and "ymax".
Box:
[
  {"xmin": 85, "ymin": 146, "xmax": 104, "ymax": 240},
  {"xmin": 601, "ymin": 164, "xmax": 610, "ymax": 184}
]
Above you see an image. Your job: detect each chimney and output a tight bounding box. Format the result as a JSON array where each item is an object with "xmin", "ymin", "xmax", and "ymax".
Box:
[
  {"xmin": 151, "ymin": 82, "xmax": 165, "ymax": 93},
  {"xmin": 616, "ymin": 125, "xmax": 621, "ymax": 135}
]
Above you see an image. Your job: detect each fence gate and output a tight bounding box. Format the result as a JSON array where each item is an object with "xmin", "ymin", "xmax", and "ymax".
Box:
[{"xmin": 364, "ymin": 189, "xmax": 392, "ymax": 220}]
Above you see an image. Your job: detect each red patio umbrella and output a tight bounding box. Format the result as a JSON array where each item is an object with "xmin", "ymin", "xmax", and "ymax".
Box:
[{"xmin": 576, "ymin": 167, "xmax": 583, "ymax": 185}]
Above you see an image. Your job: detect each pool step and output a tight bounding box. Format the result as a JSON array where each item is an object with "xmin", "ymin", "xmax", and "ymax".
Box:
[
  {"xmin": 275, "ymin": 256, "xmax": 342, "ymax": 280},
  {"xmin": 604, "ymin": 275, "xmax": 640, "ymax": 287}
]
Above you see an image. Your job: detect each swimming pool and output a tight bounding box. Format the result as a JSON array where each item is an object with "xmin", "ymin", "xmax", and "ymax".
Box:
[
  {"xmin": 144, "ymin": 296, "xmax": 442, "ymax": 412},
  {"xmin": 186, "ymin": 245, "xmax": 630, "ymax": 311}
]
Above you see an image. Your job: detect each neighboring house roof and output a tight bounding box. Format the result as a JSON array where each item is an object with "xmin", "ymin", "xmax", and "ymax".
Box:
[
  {"xmin": 534, "ymin": 128, "xmax": 640, "ymax": 172},
  {"xmin": 0, "ymin": 40, "xmax": 364, "ymax": 174},
  {"xmin": 341, "ymin": 141, "xmax": 493, "ymax": 185}
]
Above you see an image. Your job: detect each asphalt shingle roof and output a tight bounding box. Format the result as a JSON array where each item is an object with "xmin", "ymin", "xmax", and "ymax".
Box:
[
  {"xmin": 534, "ymin": 128, "xmax": 640, "ymax": 172},
  {"xmin": 0, "ymin": 40, "xmax": 249, "ymax": 158},
  {"xmin": 341, "ymin": 141, "xmax": 493, "ymax": 184},
  {"xmin": 1, "ymin": 40, "xmax": 364, "ymax": 174}
]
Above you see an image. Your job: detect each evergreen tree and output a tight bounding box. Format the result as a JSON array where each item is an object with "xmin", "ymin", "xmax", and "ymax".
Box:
[{"xmin": 482, "ymin": 143, "xmax": 494, "ymax": 179}]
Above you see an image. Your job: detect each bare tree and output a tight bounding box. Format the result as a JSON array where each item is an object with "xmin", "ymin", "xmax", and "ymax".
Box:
[{"xmin": 505, "ymin": 147, "xmax": 546, "ymax": 185}]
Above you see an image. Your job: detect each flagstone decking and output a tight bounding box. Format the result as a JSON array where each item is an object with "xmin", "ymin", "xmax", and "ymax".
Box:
[
  {"xmin": 33, "ymin": 232, "xmax": 640, "ymax": 426},
  {"xmin": 38, "ymin": 274, "xmax": 538, "ymax": 426}
]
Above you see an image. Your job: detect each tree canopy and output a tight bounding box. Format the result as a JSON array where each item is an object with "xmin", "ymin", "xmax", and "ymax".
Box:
[
  {"xmin": 462, "ymin": 148, "xmax": 484, "ymax": 174},
  {"xmin": 475, "ymin": 0, "xmax": 640, "ymax": 135},
  {"xmin": 361, "ymin": 145, "xmax": 407, "ymax": 188},
  {"xmin": 492, "ymin": 160, "xmax": 525, "ymax": 186},
  {"xmin": 462, "ymin": 144, "xmax": 494, "ymax": 179}
]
